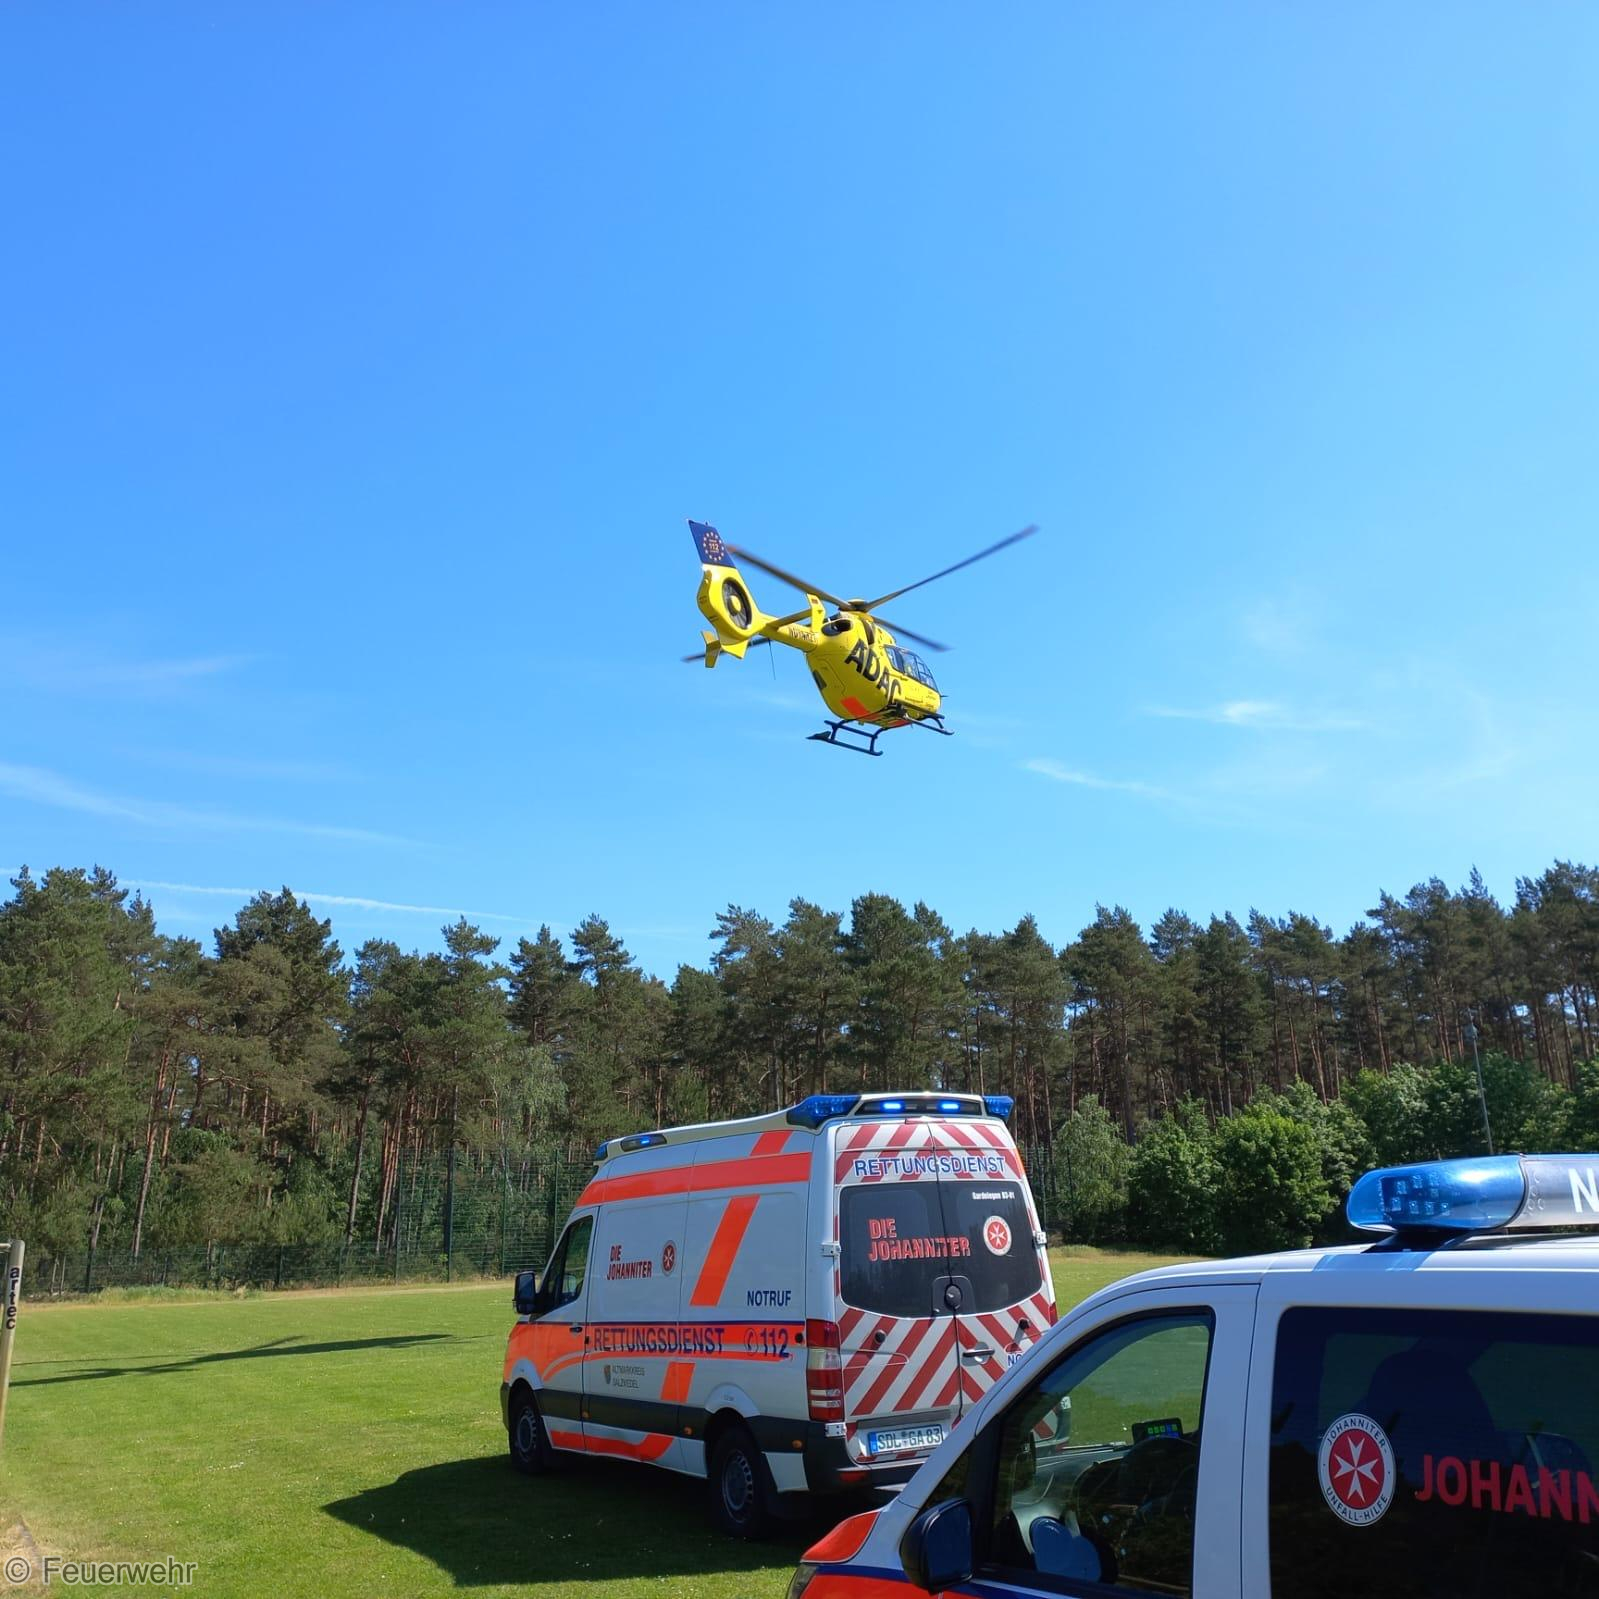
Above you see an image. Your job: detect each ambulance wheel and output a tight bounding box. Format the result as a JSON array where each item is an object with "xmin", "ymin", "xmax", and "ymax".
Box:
[
  {"xmin": 709, "ymin": 1425, "xmax": 774, "ymax": 1539},
  {"xmin": 508, "ymin": 1389, "xmax": 551, "ymax": 1475}
]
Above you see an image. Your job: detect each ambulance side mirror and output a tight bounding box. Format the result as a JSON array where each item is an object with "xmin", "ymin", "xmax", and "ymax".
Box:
[
  {"xmin": 899, "ymin": 1498, "xmax": 974, "ymax": 1595},
  {"xmin": 513, "ymin": 1270, "xmax": 538, "ymax": 1316}
]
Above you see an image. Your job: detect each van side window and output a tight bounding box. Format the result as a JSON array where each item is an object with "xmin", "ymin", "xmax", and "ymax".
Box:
[
  {"xmin": 539, "ymin": 1216, "xmax": 594, "ymax": 1312},
  {"xmin": 1268, "ymin": 1307, "xmax": 1599, "ymax": 1598},
  {"xmin": 974, "ymin": 1312, "xmax": 1213, "ymax": 1596}
]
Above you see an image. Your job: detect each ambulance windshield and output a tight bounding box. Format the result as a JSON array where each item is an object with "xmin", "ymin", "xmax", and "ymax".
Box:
[{"xmin": 838, "ymin": 1181, "xmax": 1040, "ymax": 1317}]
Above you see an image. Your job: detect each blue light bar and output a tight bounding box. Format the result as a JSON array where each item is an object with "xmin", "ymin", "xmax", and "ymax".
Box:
[
  {"xmin": 593, "ymin": 1141, "xmax": 609, "ymax": 1162},
  {"xmin": 1347, "ymin": 1153, "xmax": 1599, "ymax": 1236},
  {"xmin": 1348, "ymin": 1156, "xmax": 1525, "ymax": 1234},
  {"xmin": 619, "ymin": 1132, "xmax": 668, "ymax": 1153},
  {"xmin": 787, "ymin": 1093, "xmax": 861, "ymax": 1128},
  {"xmin": 787, "ymin": 1091, "xmax": 999, "ymax": 1127}
]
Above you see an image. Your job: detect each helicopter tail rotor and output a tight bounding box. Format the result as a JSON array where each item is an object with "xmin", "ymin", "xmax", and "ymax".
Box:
[{"xmin": 688, "ymin": 519, "xmax": 773, "ymax": 650}]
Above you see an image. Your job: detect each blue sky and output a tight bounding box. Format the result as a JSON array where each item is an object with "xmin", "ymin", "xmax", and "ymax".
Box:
[{"xmin": 4, "ymin": 3, "xmax": 1596, "ymax": 978}]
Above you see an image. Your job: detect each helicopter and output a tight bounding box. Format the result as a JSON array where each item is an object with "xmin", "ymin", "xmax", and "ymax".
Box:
[{"xmin": 683, "ymin": 519, "xmax": 1036, "ymax": 755}]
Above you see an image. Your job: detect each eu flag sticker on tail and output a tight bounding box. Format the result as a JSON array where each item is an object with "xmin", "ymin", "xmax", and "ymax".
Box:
[{"xmin": 689, "ymin": 520, "xmax": 734, "ymax": 568}]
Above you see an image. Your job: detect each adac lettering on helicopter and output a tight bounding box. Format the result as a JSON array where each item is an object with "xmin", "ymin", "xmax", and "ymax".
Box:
[{"xmin": 843, "ymin": 640, "xmax": 901, "ymax": 705}]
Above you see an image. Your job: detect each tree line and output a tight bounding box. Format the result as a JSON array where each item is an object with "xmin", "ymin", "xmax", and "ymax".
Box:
[{"xmin": 1, "ymin": 859, "xmax": 1596, "ymax": 1269}]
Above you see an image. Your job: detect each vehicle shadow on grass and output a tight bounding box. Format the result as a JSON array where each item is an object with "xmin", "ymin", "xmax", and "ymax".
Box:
[
  {"xmin": 324, "ymin": 1453, "xmax": 829, "ymax": 1588},
  {"xmin": 14, "ymin": 1333, "xmax": 456, "ymax": 1387}
]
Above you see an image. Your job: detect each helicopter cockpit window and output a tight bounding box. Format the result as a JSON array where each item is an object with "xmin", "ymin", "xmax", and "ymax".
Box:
[{"xmin": 885, "ymin": 646, "xmax": 937, "ymax": 690}]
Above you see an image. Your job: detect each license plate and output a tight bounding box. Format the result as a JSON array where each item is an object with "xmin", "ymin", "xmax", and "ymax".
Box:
[{"xmin": 865, "ymin": 1424, "xmax": 945, "ymax": 1456}]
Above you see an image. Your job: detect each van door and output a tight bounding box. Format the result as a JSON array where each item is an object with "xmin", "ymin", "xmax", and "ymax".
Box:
[
  {"xmin": 900, "ymin": 1283, "xmax": 1257, "ymax": 1598},
  {"xmin": 838, "ymin": 1175, "xmax": 963, "ymax": 1419},
  {"xmin": 529, "ymin": 1211, "xmax": 595, "ymax": 1453},
  {"xmin": 582, "ymin": 1197, "xmax": 688, "ymax": 1467},
  {"xmin": 834, "ymin": 1127, "xmax": 966, "ymax": 1464},
  {"xmin": 939, "ymin": 1166, "xmax": 1053, "ymax": 1407},
  {"xmin": 834, "ymin": 1120, "xmax": 1054, "ymax": 1462}
]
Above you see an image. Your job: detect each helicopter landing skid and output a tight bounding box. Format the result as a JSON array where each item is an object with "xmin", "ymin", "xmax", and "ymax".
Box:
[
  {"xmin": 807, "ymin": 714, "xmax": 955, "ymax": 755},
  {"xmin": 808, "ymin": 719, "xmax": 885, "ymax": 757}
]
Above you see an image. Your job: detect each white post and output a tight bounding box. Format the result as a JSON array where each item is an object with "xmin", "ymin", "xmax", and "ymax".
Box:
[{"xmin": 0, "ymin": 1240, "xmax": 24, "ymax": 1452}]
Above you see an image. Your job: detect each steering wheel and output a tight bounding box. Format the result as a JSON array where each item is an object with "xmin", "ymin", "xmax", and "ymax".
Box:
[{"xmin": 1074, "ymin": 1435, "xmax": 1200, "ymax": 1531}]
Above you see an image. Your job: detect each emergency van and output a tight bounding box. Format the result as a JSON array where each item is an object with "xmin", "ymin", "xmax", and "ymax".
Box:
[
  {"xmin": 787, "ymin": 1150, "xmax": 1599, "ymax": 1598},
  {"xmin": 499, "ymin": 1092, "xmax": 1056, "ymax": 1536}
]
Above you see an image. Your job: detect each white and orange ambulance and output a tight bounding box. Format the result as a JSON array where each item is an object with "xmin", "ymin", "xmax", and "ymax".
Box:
[{"xmin": 500, "ymin": 1091, "xmax": 1057, "ymax": 1536}]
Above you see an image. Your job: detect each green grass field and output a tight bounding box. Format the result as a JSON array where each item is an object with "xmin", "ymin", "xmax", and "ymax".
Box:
[{"xmin": 0, "ymin": 1248, "xmax": 1194, "ymax": 1598}]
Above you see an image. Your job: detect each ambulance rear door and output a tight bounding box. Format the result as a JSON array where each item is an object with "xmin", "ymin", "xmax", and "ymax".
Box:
[
  {"xmin": 934, "ymin": 1126, "xmax": 1054, "ymax": 1409},
  {"xmin": 833, "ymin": 1118, "xmax": 1054, "ymax": 1461},
  {"xmin": 831, "ymin": 1120, "xmax": 966, "ymax": 1464}
]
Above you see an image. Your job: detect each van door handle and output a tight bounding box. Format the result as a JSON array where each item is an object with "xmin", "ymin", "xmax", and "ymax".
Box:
[
  {"xmin": 569, "ymin": 1323, "xmax": 584, "ymax": 1333},
  {"xmin": 961, "ymin": 1346, "xmax": 994, "ymax": 1363}
]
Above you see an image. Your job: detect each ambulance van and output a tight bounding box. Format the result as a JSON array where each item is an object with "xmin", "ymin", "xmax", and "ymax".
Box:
[{"xmin": 500, "ymin": 1091, "xmax": 1057, "ymax": 1536}]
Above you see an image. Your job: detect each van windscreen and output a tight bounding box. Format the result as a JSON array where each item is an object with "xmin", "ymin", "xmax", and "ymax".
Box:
[{"xmin": 839, "ymin": 1181, "xmax": 1040, "ymax": 1317}]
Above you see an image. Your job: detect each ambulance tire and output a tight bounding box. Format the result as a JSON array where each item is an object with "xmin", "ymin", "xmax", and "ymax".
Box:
[
  {"xmin": 709, "ymin": 1424, "xmax": 775, "ymax": 1540},
  {"xmin": 508, "ymin": 1389, "xmax": 553, "ymax": 1476}
]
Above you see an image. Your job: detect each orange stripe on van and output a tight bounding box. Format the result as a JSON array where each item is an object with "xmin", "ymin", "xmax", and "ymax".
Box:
[
  {"xmin": 545, "ymin": 1338, "xmax": 799, "ymax": 1376},
  {"xmin": 751, "ymin": 1129, "xmax": 797, "ymax": 1156},
  {"xmin": 578, "ymin": 1151, "xmax": 809, "ymax": 1207},
  {"xmin": 547, "ymin": 1428, "xmax": 674, "ymax": 1464},
  {"xmin": 690, "ymin": 1194, "xmax": 759, "ymax": 1306},
  {"xmin": 660, "ymin": 1360, "xmax": 694, "ymax": 1403}
]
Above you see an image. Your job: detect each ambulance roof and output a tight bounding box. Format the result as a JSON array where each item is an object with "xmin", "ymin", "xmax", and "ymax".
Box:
[{"xmin": 592, "ymin": 1091, "xmax": 1014, "ymax": 1164}]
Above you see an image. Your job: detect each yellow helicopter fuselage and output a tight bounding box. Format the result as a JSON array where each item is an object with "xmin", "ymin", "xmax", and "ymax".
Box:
[{"xmin": 692, "ymin": 561, "xmax": 942, "ymax": 731}]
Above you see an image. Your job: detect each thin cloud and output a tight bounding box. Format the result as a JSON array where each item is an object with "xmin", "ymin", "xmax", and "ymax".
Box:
[
  {"xmin": 122, "ymin": 879, "xmax": 522, "ymax": 923},
  {"xmin": 0, "ymin": 763, "xmax": 415, "ymax": 847},
  {"xmin": 0, "ymin": 637, "xmax": 251, "ymax": 695},
  {"xmin": 1241, "ymin": 589, "xmax": 1323, "ymax": 658},
  {"xmin": 1021, "ymin": 760, "xmax": 1170, "ymax": 799},
  {"xmin": 100, "ymin": 654, "xmax": 249, "ymax": 687},
  {"xmin": 121, "ymin": 749, "xmax": 355, "ymax": 783},
  {"xmin": 1146, "ymin": 700, "xmax": 1366, "ymax": 733}
]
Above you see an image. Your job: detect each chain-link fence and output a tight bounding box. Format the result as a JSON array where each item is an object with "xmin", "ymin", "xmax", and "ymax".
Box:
[
  {"xmin": 39, "ymin": 1152, "xmax": 596, "ymax": 1297},
  {"xmin": 35, "ymin": 1138, "xmax": 1063, "ymax": 1298},
  {"xmin": 1021, "ymin": 1141, "xmax": 1058, "ymax": 1222}
]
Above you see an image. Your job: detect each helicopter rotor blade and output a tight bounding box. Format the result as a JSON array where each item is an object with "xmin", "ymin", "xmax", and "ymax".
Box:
[
  {"xmin": 726, "ymin": 545, "xmax": 846, "ymax": 609},
  {"xmin": 873, "ymin": 616, "xmax": 950, "ymax": 653},
  {"xmin": 861, "ymin": 524, "xmax": 1038, "ymax": 611}
]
